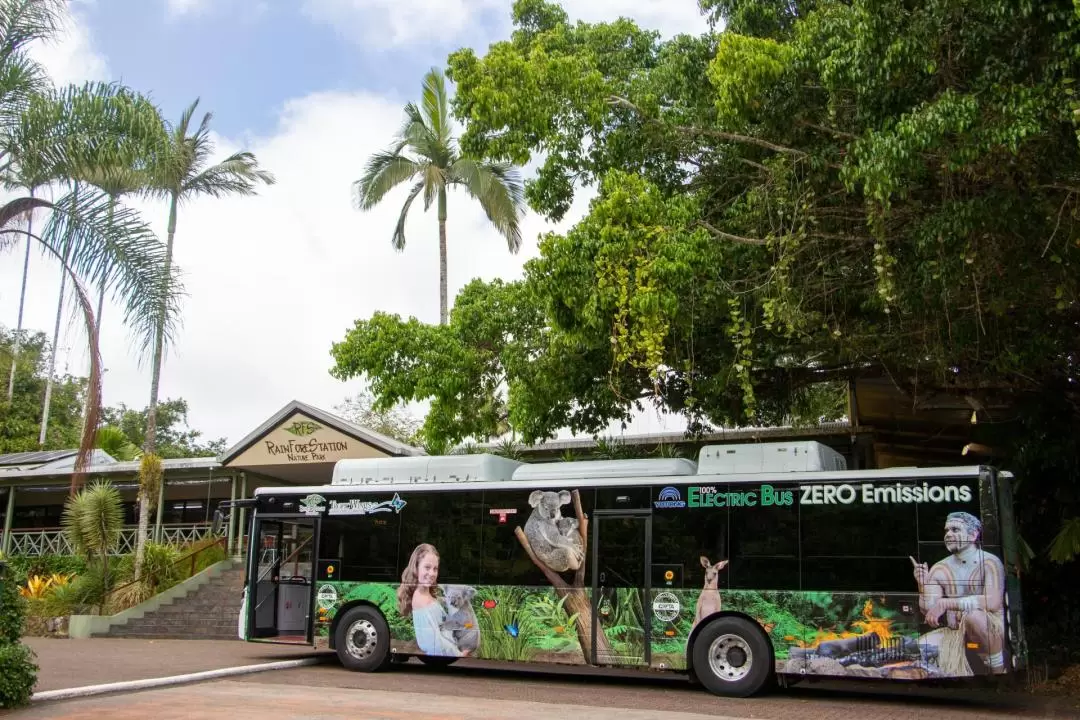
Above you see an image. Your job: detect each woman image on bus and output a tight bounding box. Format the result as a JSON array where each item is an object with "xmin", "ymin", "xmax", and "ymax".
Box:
[{"xmin": 397, "ymin": 543, "xmax": 470, "ymax": 656}]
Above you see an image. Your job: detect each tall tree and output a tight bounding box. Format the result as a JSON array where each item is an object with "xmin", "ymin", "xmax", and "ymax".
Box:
[
  {"xmin": 352, "ymin": 67, "xmax": 527, "ymax": 325},
  {"xmin": 0, "ymin": 1, "xmax": 181, "ymax": 488},
  {"xmin": 135, "ymin": 97, "xmax": 274, "ymax": 577}
]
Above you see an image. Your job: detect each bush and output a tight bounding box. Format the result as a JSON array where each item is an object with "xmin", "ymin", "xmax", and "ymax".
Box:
[
  {"xmin": 0, "ymin": 643, "xmax": 38, "ymax": 708},
  {"xmin": 3, "ymin": 555, "xmax": 87, "ymax": 588},
  {"xmin": 0, "ymin": 562, "xmax": 38, "ymax": 708}
]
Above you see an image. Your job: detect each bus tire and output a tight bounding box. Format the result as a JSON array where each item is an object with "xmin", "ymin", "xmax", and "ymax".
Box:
[
  {"xmin": 691, "ymin": 616, "xmax": 772, "ymax": 698},
  {"xmin": 334, "ymin": 605, "xmax": 391, "ymax": 672},
  {"xmin": 417, "ymin": 655, "xmax": 458, "ymax": 668}
]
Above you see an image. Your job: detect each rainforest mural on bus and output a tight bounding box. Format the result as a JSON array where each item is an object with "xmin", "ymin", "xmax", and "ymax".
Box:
[{"xmin": 309, "ymin": 486, "xmax": 1006, "ymax": 680}]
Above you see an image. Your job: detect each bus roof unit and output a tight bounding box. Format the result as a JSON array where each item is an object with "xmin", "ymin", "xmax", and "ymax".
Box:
[
  {"xmin": 510, "ymin": 457, "xmax": 698, "ymax": 483},
  {"xmin": 696, "ymin": 440, "xmax": 847, "ymax": 474},
  {"xmin": 331, "ymin": 453, "xmax": 523, "ymax": 487}
]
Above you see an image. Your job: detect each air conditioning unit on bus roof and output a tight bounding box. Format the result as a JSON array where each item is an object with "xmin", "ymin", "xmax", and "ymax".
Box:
[
  {"xmin": 696, "ymin": 440, "xmax": 847, "ymax": 474},
  {"xmin": 331, "ymin": 453, "xmax": 523, "ymax": 486}
]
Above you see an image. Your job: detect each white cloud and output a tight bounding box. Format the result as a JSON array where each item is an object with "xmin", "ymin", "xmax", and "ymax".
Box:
[
  {"xmin": 1, "ymin": 3, "xmax": 692, "ymax": 450},
  {"xmin": 27, "ymin": 2, "xmax": 109, "ymax": 86},
  {"xmin": 165, "ymin": 0, "xmax": 213, "ymax": 19},
  {"xmin": 303, "ymin": 0, "xmax": 709, "ymax": 50}
]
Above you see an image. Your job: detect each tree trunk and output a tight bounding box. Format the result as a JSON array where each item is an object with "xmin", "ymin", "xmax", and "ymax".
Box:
[
  {"xmin": 438, "ymin": 187, "xmax": 448, "ymax": 326},
  {"xmin": 514, "ymin": 489, "xmax": 612, "ymax": 663},
  {"xmin": 6, "ymin": 188, "xmax": 34, "ymax": 402},
  {"xmin": 39, "ymin": 185, "xmax": 77, "ymax": 447},
  {"xmin": 136, "ymin": 192, "xmax": 177, "ymax": 579}
]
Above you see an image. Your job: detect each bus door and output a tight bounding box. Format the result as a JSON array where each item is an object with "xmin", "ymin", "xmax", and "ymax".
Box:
[
  {"xmin": 591, "ymin": 511, "xmax": 652, "ymax": 667},
  {"xmin": 247, "ymin": 516, "xmax": 319, "ymax": 645}
]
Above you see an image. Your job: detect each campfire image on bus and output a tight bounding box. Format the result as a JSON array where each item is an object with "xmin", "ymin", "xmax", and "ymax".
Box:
[{"xmin": 221, "ymin": 441, "xmax": 1027, "ymax": 698}]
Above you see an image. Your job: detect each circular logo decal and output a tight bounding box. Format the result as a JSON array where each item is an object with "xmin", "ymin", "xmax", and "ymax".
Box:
[
  {"xmin": 652, "ymin": 591, "xmax": 681, "ymax": 622},
  {"xmin": 317, "ymin": 584, "xmax": 339, "ymax": 609}
]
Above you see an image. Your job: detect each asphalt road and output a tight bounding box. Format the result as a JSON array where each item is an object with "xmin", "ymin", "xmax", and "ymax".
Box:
[{"xmin": 13, "ymin": 655, "xmax": 1079, "ymax": 720}]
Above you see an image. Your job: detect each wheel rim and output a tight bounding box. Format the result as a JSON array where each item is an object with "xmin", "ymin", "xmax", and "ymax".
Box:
[
  {"xmin": 708, "ymin": 633, "xmax": 753, "ymax": 682},
  {"xmin": 344, "ymin": 619, "xmax": 379, "ymax": 660}
]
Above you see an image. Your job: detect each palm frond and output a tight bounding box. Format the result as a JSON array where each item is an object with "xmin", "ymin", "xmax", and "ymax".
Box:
[
  {"xmin": 0, "ymin": 0, "xmax": 65, "ymax": 53},
  {"xmin": 392, "ymin": 181, "xmax": 425, "ymax": 251},
  {"xmin": 181, "ymin": 151, "xmax": 277, "ymax": 200},
  {"xmin": 0, "ymin": 202, "xmax": 103, "ymax": 488},
  {"xmin": 451, "ymin": 158, "xmax": 526, "ymax": 252},
  {"xmin": 352, "ymin": 150, "xmax": 421, "ymax": 210},
  {"xmin": 13, "ymin": 81, "xmax": 169, "ymax": 195},
  {"xmin": 33, "ymin": 185, "xmax": 185, "ymax": 363},
  {"xmin": 397, "ymin": 101, "xmax": 448, "ymax": 163},
  {"xmin": 420, "ymin": 67, "xmax": 452, "ymax": 146},
  {"xmin": 422, "ymin": 164, "xmax": 445, "ymax": 212}
]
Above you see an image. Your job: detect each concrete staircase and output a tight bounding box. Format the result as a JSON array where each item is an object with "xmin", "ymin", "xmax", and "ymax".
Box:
[{"xmin": 94, "ymin": 560, "xmax": 246, "ymax": 640}]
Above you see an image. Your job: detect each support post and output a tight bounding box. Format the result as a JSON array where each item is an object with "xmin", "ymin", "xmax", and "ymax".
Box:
[
  {"xmin": 1, "ymin": 487, "xmax": 15, "ymax": 555},
  {"xmin": 153, "ymin": 475, "xmax": 166, "ymax": 544},
  {"xmin": 227, "ymin": 473, "xmax": 237, "ymax": 554},
  {"xmin": 237, "ymin": 472, "xmax": 248, "ymax": 559}
]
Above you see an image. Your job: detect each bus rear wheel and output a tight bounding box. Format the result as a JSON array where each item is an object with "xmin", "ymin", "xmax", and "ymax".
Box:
[
  {"xmin": 691, "ymin": 616, "xmax": 772, "ymax": 698},
  {"xmin": 417, "ymin": 655, "xmax": 458, "ymax": 668},
  {"xmin": 334, "ymin": 605, "xmax": 391, "ymax": 672}
]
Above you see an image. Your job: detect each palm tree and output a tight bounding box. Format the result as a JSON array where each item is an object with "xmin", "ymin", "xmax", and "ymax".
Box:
[
  {"xmin": 133, "ymin": 97, "xmax": 275, "ymax": 577},
  {"xmin": 353, "ymin": 67, "xmax": 526, "ymax": 325},
  {"xmin": 0, "ymin": 1, "xmax": 181, "ymax": 489}
]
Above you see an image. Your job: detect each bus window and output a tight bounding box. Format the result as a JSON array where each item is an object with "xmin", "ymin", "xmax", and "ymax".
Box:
[
  {"xmin": 320, "ymin": 514, "xmax": 400, "ymax": 582},
  {"xmin": 651, "ymin": 487, "xmax": 729, "ymax": 592},
  {"xmin": 800, "ymin": 480, "xmax": 919, "ymax": 592},
  {"xmin": 397, "ymin": 491, "xmax": 483, "ymax": 586},
  {"xmin": 479, "ymin": 488, "xmax": 595, "ymax": 587},
  {"xmin": 728, "ymin": 486, "xmax": 799, "ymax": 590}
]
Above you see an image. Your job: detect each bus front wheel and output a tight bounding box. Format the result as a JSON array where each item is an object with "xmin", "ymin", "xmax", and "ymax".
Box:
[
  {"xmin": 334, "ymin": 606, "xmax": 391, "ymax": 672},
  {"xmin": 691, "ymin": 616, "xmax": 772, "ymax": 698}
]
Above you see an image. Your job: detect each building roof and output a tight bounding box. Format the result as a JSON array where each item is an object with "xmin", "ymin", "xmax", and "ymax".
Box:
[{"xmin": 217, "ymin": 399, "xmax": 424, "ymax": 465}]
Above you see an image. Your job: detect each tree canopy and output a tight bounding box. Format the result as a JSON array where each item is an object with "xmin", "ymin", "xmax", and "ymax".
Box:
[{"xmin": 332, "ymin": 0, "xmax": 1079, "ymax": 449}]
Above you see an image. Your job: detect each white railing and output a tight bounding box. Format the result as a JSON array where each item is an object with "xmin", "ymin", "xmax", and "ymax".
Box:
[{"xmin": 7, "ymin": 523, "xmax": 216, "ymax": 557}]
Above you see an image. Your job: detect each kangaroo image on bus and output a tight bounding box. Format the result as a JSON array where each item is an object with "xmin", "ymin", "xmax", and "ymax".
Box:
[{"xmin": 219, "ymin": 440, "xmax": 1028, "ymax": 698}]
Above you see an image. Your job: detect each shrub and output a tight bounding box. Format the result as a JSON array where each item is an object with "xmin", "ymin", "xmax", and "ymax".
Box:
[
  {"xmin": 0, "ymin": 562, "xmax": 38, "ymax": 708},
  {"xmin": 0, "ymin": 643, "xmax": 38, "ymax": 708}
]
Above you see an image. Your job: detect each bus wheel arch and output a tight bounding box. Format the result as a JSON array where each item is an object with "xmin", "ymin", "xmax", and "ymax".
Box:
[
  {"xmin": 685, "ymin": 612, "xmax": 775, "ymax": 697},
  {"xmin": 331, "ymin": 602, "xmax": 392, "ymax": 672}
]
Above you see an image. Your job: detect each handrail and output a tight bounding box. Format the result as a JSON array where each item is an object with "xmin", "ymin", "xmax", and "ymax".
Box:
[{"xmin": 104, "ymin": 535, "xmax": 227, "ymax": 605}]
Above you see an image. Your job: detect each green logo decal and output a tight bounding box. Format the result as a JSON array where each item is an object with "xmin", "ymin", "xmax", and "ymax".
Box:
[{"xmin": 284, "ymin": 420, "xmax": 323, "ymax": 437}]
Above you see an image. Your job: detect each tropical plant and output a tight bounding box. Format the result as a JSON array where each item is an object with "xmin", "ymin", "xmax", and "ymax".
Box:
[
  {"xmin": 60, "ymin": 480, "xmax": 124, "ymax": 610},
  {"xmin": 94, "ymin": 425, "xmax": 140, "ymax": 461},
  {"xmin": 352, "ymin": 67, "xmax": 527, "ymax": 325},
  {"xmin": 135, "ymin": 97, "xmax": 274, "ymax": 578}
]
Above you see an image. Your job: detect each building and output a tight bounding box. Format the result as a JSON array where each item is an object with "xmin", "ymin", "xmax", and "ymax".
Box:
[{"xmin": 0, "ymin": 400, "xmax": 421, "ymax": 558}]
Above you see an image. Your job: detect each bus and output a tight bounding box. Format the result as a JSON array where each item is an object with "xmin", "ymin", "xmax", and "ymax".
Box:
[{"xmin": 221, "ymin": 440, "xmax": 1028, "ymax": 698}]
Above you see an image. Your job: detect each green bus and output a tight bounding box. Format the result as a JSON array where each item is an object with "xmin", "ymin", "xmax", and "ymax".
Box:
[{"xmin": 224, "ymin": 441, "xmax": 1027, "ymax": 697}]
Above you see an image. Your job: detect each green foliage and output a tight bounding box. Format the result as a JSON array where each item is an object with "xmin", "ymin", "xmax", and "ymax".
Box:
[
  {"xmin": 1, "ymin": 555, "xmax": 86, "ymax": 589},
  {"xmin": 0, "ymin": 561, "xmax": 37, "ymax": 708},
  {"xmin": 338, "ymin": 0, "xmax": 1080, "ymax": 451},
  {"xmin": 473, "ymin": 586, "xmax": 544, "ymax": 661},
  {"xmin": 341, "ymin": 583, "xmax": 413, "ymax": 640},
  {"xmin": 0, "ymin": 329, "xmax": 87, "ymax": 453},
  {"xmin": 61, "ymin": 480, "xmax": 124, "ymax": 563},
  {"xmin": 101, "ymin": 398, "xmax": 226, "ymax": 459},
  {"xmin": 0, "ymin": 642, "xmax": 37, "ymax": 709},
  {"xmin": 333, "ymin": 391, "xmax": 421, "ymax": 445}
]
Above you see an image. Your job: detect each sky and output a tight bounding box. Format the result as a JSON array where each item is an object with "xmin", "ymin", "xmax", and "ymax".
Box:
[{"xmin": 0, "ymin": 0, "xmax": 713, "ymax": 451}]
